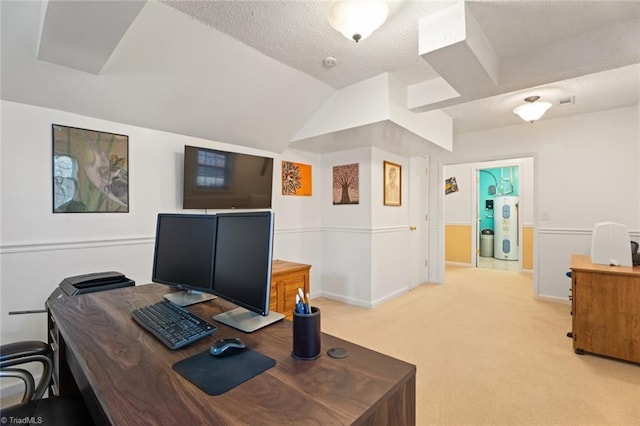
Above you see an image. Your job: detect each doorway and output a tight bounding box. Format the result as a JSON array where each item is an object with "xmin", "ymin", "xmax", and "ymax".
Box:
[
  {"xmin": 476, "ymin": 165, "xmax": 520, "ymax": 272},
  {"xmin": 443, "ymin": 157, "xmax": 533, "ymax": 275}
]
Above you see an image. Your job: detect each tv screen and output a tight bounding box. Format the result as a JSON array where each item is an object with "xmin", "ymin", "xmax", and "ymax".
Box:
[
  {"xmin": 183, "ymin": 145, "xmax": 273, "ymax": 209},
  {"xmin": 152, "ymin": 213, "xmax": 217, "ymax": 306}
]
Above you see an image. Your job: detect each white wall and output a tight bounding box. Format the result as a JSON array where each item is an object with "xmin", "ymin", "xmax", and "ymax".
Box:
[
  {"xmin": 4, "ymin": 100, "xmax": 637, "ymax": 345},
  {"xmin": 271, "ymin": 148, "xmax": 323, "ymax": 298},
  {"xmin": 371, "ymin": 147, "xmax": 411, "ymax": 305},
  {"xmin": 318, "ymin": 146, "xmax": 421, "ymax": 308},
  {"xmin": 440, "ymin": 106, "xmax": 640, "ymax": 300},
  {"xmin": 0, "ymin": 100, "xmax": 429, "ymax": 349},
  {"xmin": 1, "ymin": 101, "xmax": 421, "ymax": 346},
  {"xmin": 443, "ymin": 163, "xmax": 472, "ymax": 224},
  {"xmin": 0, "ymin": 101, "xmax": 324, "ymax": 344},
  {"xmin": 320, "ymin": 147, "xmax": 373, "ymax": 306}
]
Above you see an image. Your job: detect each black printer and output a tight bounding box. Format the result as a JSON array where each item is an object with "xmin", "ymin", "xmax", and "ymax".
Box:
[{"xmin": 56, "ymin": 271, "xmax": 135, "ymax": 296}]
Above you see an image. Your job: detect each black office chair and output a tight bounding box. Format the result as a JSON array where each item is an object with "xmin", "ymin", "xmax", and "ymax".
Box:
[{"xmin": 0, "ymin": 340, "xmax": 94, "ymax": 425}]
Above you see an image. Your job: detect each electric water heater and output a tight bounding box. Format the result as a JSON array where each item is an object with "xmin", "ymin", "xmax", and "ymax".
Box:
[{"xmin": 494, "ymin": 196, "xmax": 518, "ymax": 260}]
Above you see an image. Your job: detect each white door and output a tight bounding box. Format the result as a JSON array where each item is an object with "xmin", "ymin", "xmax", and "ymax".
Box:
[{"xmin": 409, "ymin": 155, "xmax": 429, "ymax": 288}]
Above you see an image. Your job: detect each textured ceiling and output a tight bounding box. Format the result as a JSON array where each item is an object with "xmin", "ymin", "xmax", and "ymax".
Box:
[
  {"xmin": 163, "ymin": 0, "xmax": 640, "ymax": 86},
  {"xmin": 161, "ymin": 0, "xmax": 640, "ymax": 140},
  {"xmin": 2, "ymin": 0, "xmax": 640, "ymax": 154},
  {"xmin": 162, "ymin": 0, "xmax": 446, "ymax": 88}
]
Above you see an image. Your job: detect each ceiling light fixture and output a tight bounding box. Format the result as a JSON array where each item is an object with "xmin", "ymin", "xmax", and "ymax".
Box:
[
  {"xmin": 327, "ymin": 0, "xmax": 389, "ymax": 43},
  {"xmin": 513, "ymin": 96, "xmax": 552, "ymax": 123}
]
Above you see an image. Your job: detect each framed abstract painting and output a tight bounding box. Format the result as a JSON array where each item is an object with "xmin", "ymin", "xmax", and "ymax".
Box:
[
  {"xmin": 282, "ymin": 161, "xmax": 312, "ymax": 196},
  {"xmin": 52, "ymin": 124, "xmax": 129, "ymax": 213}
]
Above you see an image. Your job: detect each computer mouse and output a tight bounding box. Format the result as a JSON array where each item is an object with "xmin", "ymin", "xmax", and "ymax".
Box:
[{"xmin": 209, "ymin": 337, "xmax": 246, "ymax": 357}]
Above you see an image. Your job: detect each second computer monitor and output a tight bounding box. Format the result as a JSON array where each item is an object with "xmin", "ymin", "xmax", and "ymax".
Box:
[{"xmin": 211, "ymin": 210, "xmax": 284, "ymax": 332}]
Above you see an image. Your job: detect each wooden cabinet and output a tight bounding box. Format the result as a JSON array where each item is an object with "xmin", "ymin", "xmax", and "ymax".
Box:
[
  {"xmin": 570, "ymin": 255, "xmax": 640, "ymax": 363},
  {"xmin": 270, "ymin": 260, "xmax": 311, "ymax": 320}
]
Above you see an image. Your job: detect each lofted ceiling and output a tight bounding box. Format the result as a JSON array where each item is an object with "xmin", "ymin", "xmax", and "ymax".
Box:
[{"xmin": 1, "ymin": 0, "xmax": 639, "ymax": 155}]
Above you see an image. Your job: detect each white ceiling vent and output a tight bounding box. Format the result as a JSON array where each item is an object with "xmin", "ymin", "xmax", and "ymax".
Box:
[{"xmin": 558, "ymin": 96, "xmax": 575, "ymax": 106}]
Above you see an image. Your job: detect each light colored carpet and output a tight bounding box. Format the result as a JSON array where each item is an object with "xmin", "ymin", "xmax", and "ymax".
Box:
[{"xmin": 314, "ymin": 265, "xmax": 640, "ymax": 425}]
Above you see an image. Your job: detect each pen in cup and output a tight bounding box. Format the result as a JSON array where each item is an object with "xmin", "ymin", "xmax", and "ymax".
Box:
[
  {"xmin": 295, "ymin": 294, "xmax": 305, "ymax": 314},
  {"xmin": 297, "ymin": 288, "xmax": 310, "ymax": 314}
]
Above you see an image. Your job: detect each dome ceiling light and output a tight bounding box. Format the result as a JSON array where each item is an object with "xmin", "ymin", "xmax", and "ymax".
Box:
[
  {"xmin": 513, "ymin": 96, "xmax": 552, "ymax": 123},
  {"xmin": 328, "ymin": 0, "xmax": 389, "ymax": 43}
]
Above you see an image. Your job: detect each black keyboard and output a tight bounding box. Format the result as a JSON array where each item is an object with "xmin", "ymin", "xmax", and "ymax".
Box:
[{"xmin": 132, "ymin": 300, "xmax": 217, "ymax": 350}]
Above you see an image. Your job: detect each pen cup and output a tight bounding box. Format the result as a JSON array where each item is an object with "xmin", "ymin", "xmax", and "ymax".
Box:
[{"xmin": 292, "ymin": 306, "xmax": 321, "ymax": 360}]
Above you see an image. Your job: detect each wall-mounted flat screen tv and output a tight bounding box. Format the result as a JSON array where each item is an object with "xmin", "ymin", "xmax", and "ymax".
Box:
[{"xmin": 183, "ymin": 145, "xmax": 273, "ymax": 209}]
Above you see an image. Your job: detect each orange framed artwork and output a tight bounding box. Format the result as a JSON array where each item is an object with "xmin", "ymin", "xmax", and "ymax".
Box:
[{"xmin": 281, "ymin": 161, "xmax": 312, "ymax": 196}]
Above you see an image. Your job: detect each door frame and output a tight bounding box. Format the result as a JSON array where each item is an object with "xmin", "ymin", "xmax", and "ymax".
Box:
[{"xmin": 472, "ymin": 160, "xmax": 524, "ymax": 270}]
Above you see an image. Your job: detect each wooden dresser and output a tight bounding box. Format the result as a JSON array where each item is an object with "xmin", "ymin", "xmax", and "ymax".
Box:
[
  {"xmin": 270, "ymin": 260, "xmax": 311, "ymax": 320},
  {"xmin": 569, "ymin": 254, "xmax": 640, "ymax": 363}
]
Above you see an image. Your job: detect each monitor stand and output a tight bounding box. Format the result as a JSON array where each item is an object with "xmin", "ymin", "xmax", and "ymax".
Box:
[
  {"xmin": 164, "ymin": 290, "xmax": 216, "ymax": 307},
  {"xmin": 213, "ymin": 307, "xmax": 285, "ymax": 333}
]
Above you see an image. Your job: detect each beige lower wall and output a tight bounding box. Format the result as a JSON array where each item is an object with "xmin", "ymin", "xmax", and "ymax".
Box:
[
  {"xmin": 445, "ymin": 224, "xmax": 534, "ymax": 270},
  {"xmin": 445, "ymin": 224, "xmax": 472, "ymax": 263}
]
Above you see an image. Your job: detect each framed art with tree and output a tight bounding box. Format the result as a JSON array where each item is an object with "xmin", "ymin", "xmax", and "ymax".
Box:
[{"xmin": 332, "ymin": 163, "xmax": 359, "ymax": 205}]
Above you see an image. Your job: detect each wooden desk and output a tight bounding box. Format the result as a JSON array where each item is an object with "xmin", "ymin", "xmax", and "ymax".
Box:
[
  {"xmin": 569, "ymin": 254, "xmax": 640, "ymax": 363},
  {"xmin": 46, "ymin": 284, "xmax": 416, "ymax": 425}
]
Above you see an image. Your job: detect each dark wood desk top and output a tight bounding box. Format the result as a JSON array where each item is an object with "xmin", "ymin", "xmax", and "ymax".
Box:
[{"xmin": 47, "ymin": 283, "xmax": 416, "ymax": 425}]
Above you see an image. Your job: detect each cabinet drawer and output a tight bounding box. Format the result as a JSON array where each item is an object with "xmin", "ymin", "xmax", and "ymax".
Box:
[
  {"xmin": 270, "ymin": 260, "xmax": 311, "ymax": 320},
  {"xmin": 279, "ymin": 276, "xmax": 307, "ymax": 317}
]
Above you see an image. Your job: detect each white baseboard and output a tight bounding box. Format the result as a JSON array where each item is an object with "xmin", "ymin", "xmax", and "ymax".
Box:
[
  {"xmin": 320, "ymin": 291, "xmax": 372, "ymax": 308},
  {"xmin": 371, "ymin": 287, "xmax": 410, "ymax": 308},
  {"xmin": 535, "ymin": 294, "xmax": 571, "ymax": 305}
]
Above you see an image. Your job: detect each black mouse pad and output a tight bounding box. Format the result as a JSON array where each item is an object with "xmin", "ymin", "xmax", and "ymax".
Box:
[{"xmin": 172, "ymin": 349, "xmax": 276, "ymax": 396}]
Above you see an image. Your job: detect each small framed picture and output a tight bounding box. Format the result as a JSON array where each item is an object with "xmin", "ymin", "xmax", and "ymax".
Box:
[
  {"xmin": 383, "ymin": 161, "xmax": 401, "ymax": 206},
  {"xmin": 445, "ymin": 176, "xmax": 459, "ymax": 194}
]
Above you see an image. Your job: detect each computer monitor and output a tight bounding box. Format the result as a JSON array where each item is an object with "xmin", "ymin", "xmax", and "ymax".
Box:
[
  {"xmin": 152, "ymin": 213, "xmax": 218, "ymax": 306},
  {"xmin": 210, "ymin": 211, "xmax": 284, "ymax": 332}
]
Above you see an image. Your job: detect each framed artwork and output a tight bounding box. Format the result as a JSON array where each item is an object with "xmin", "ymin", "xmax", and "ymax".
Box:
[
  {"xmin": 52, "ymin": 124, "xmax": 129, "ymax": 213},
  {"xmin": 282, "ymin": 161, "xmax": 312, "ymax": 196},
  {"xmin": 332, "ymin": 163, "xmax": 359, "ymax": 205},
  {"xmin": 383, "ymin": 161, "xmax": 401, "ymax": 206},
  {"xmin": 445, "ymin": 176, "xmax": 459, "ymax": 194}
]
